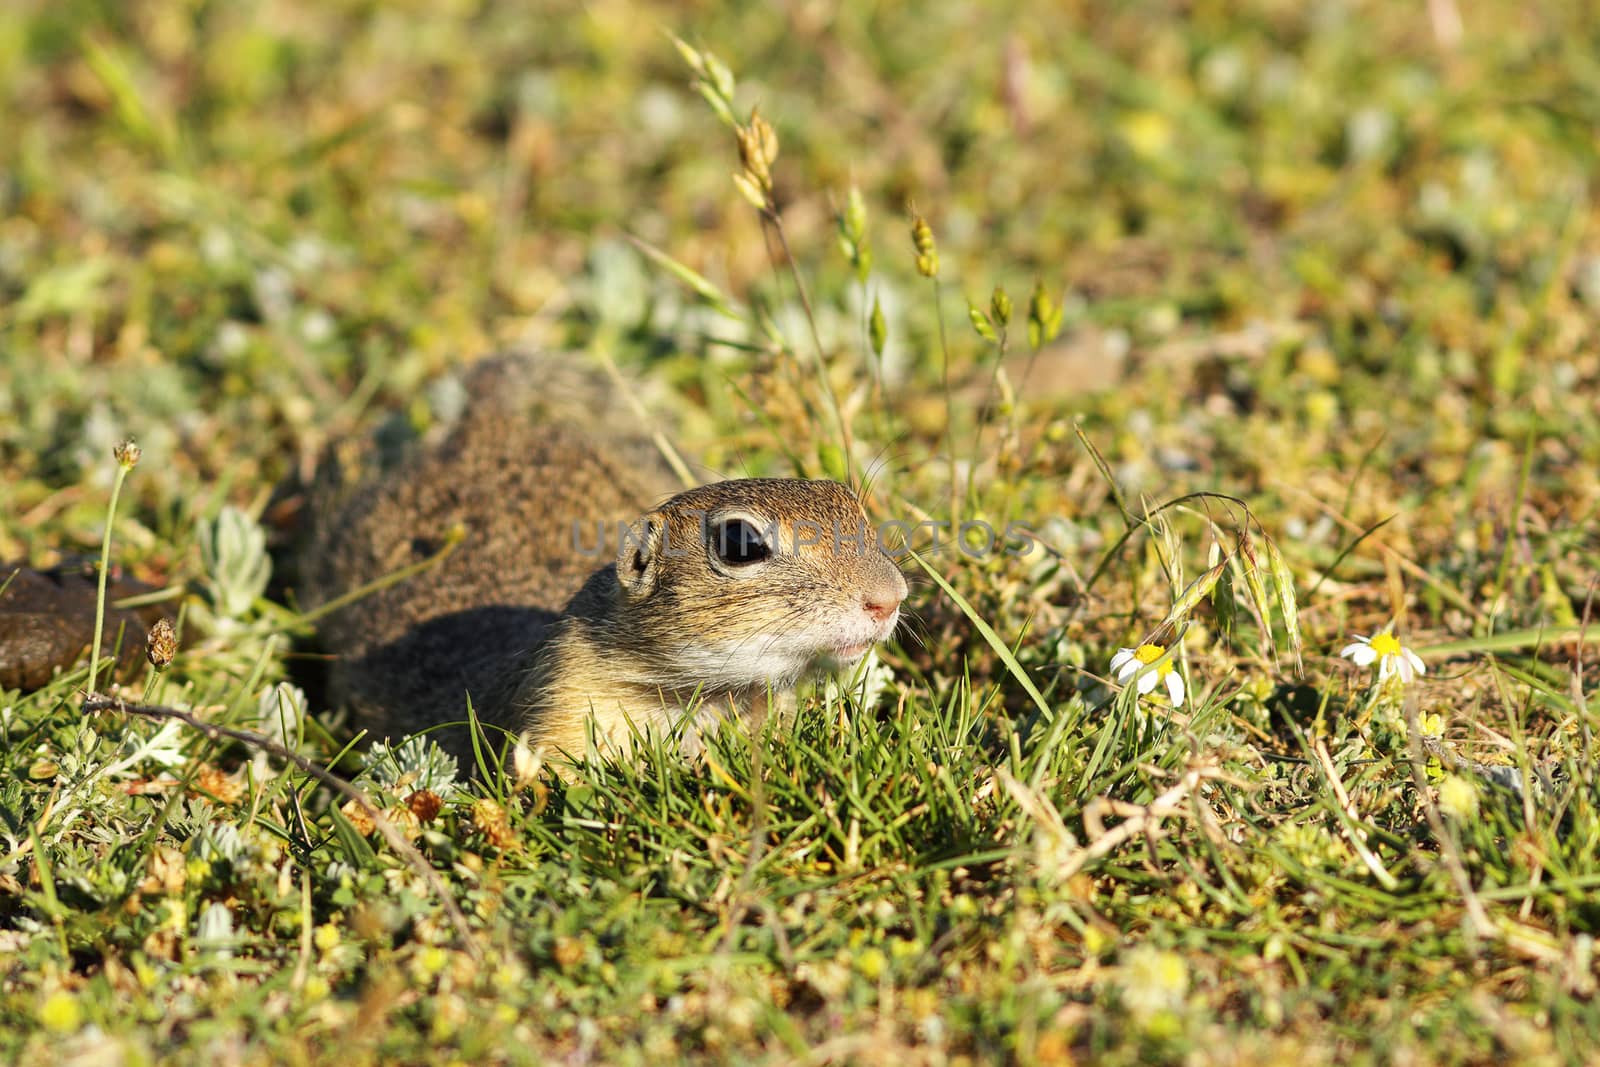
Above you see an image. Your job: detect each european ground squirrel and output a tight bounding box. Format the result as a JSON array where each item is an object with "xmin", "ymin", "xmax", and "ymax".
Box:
[{"xmin": 297, "ymin": 355, "xmax": 907, "ymax": 770}]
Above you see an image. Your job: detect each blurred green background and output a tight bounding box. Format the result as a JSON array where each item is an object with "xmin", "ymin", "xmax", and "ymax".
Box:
[{"xmin": 6, "ymin": 0, "xmax": 1597, "ymax": 538}]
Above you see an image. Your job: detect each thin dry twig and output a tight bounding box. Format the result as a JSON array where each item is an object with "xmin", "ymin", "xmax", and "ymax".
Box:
[
  {"xmin": 1313, "ymin": 738, "xmax": 1400, "ymax": 889},
  {"xmin": 83, "ymin": 693, "xmax": 483, "ymax": 959},
  {"xmin": 1005, "ymin": 763, "xmax": 1231, "ymax": 884}
]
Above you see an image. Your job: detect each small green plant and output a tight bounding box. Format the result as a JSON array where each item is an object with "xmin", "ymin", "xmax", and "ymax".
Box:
[
  {"xmin": 197, "ymin": 505, "xmax": 271, "ymax": 623},
  {"xmin": 359, "ymin": 736, "xmax": 463, "ymax": 799}
]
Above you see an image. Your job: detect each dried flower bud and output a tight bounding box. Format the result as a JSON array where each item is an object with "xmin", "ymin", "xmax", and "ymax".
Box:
[
  {"xmin": 390, "ymin": 805, "xmax": 422, "ymax": 840},
  {"xmin": 339, "ymin": 796, "xmax": 376, "ymax": 836},
  {"xmin": 910, "ymin": 214, "xmax": 939, "ymax": 278},
  {"xmin": 193, "ymin": 764, "xmax": 243, "ymax": 805},
  {"xmin": 114, "ymin": 438, "xmax": 142, "ymax": 470},
  {"xmin": 472, "ymin": 798, "xmax": 518, "ymax": 850},
  {"xmin": 407, "ymin": 789, "xmax": 444, "ymax": 823},
  {"xmin": 146, "ymin": 618, "xmax": 177, "ymax": 671}
]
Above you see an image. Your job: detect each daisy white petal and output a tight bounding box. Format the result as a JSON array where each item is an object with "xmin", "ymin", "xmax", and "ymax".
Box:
[
  {"xmin": 1110, "ymin": 648, "xmax": 1137, "ymax": 680},
  {"xmin": 1403, "ymin": 649, "xmax": 1425, "ymax": 677},
  {"xmin": 1340, "ymin": 641, "xmax": 1377, "ymax": 665},
  {"xmin": 1164, "ymin": 670, "xmax": 1186, "ymax": 709},
  {"xmin": 1136, "ymin": 670, "xmax": 1160, "ymax": 696}
]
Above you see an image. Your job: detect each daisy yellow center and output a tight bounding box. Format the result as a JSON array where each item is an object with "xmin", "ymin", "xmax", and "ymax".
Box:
[
  {"xmin": 1369, "ymin": 633, "xmax": 1402, "ymax": 657},
  {"xmin": 1133, "ymin": 643, "xmax": 1173, "ymax": 676}
]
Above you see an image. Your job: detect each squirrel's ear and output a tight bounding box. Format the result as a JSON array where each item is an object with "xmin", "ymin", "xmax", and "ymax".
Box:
[{"xmin": 615, "ymin": 513, "xmax": 664, "ymax": 598}]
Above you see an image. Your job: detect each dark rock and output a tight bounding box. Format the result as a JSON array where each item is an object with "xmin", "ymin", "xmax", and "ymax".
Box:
[{"xmin": 0, "ymin": 561, "xmax": 165, "ymax": 691}]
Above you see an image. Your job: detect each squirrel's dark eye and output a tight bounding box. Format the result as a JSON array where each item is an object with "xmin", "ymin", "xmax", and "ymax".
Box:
[{"xmin": 712, "ymin": 518, "xmax": 772, "ymax": 566}]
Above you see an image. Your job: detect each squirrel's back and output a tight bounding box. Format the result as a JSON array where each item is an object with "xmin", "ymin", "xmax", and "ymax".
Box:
[{"xmin": 296, "ymin": 354, "xmax": 676, "ymax": 756}]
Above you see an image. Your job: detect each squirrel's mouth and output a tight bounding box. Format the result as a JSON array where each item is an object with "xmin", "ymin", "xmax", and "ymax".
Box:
[
  {"xmin": 819, "ymin": 630, "xmax": 891, "ymax": 668},
  {"xmin": 826, "ymin": 611, "xmax": 899, "ymax": 665}
]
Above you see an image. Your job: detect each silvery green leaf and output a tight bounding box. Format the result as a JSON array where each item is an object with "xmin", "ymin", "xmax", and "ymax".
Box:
[
  {"xmin": 360, "ymin": 737, "xmax": 460, "ymax": 797},
  {"xmin": 199, "ymin": 505, "xmax": 271, "ymax": 619},
  {"xmin": 196, "ymin": 902, "xmax": 235, "ymax": 958}
]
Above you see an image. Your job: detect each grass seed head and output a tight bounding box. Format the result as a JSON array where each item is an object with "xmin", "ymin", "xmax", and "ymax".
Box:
[
  {"xmin": 910, "ymin": 213, "xmax": 939, "ymax": 277},
  {"xmin": 146, "ymin": 618, "xmax": 177, "ymax": 670},
  {"xmin": 990, "ymin": 285, "xmax": 1012, "ymax": 327},
  {"xmin": 1026, "ymin": 280, "xmax": 1063, "ymax": 347},
  {"xmin": 736, "ymin": 109, "xmax": 777, "ymax": 194},
  {"xmin": 114, "ymin": 437, "xmax": 142, "ymax": 470}
]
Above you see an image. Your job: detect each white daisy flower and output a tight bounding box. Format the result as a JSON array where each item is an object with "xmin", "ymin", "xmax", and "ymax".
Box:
[
  {"xmin": 1339, "ymin": 630, "xmax": 1425, "ymax": 683},
  {"xmin": 1110, "ymin": 643, "xmax": 1186, "ymax": 708}
]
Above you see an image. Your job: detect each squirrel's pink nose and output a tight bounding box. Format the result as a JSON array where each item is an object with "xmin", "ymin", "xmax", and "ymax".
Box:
[
  {"xmin": 861, "ymin": 572, "xmax": 907, "ymax": 623},
  {"xmin": 863, "ymin": 596, "xmax": 896, "ymax": 623}
]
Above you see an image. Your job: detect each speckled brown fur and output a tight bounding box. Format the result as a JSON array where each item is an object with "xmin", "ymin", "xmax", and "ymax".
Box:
[{"xmin": 297, "ymin": 355, "xmax": 675, "ymax": 763}]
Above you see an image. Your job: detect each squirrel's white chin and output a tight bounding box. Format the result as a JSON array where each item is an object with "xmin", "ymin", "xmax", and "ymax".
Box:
[
  {"xmin": 814, "ymin": 643, "xmax": 872, "ymax": 672},
  {"xmin": 668, "ymin": 621, "xmax": 890, "ymax": 690}
]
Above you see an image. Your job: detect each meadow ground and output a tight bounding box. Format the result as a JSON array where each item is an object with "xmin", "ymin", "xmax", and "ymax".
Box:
[{"xmin": 3, "ymin": 1, "xmax": 1600, "ymax": 1063}]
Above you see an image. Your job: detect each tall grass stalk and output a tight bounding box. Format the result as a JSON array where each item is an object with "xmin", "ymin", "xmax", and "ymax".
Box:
[{"xmin": 86, "ymin": 439, "xmax": 139, "ymax": 699}]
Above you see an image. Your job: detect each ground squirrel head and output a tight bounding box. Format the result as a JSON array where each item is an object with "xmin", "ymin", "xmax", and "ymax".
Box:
[{"xmin": 602, "ymin": 478, "xmax": 907, "ymax": 692}]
